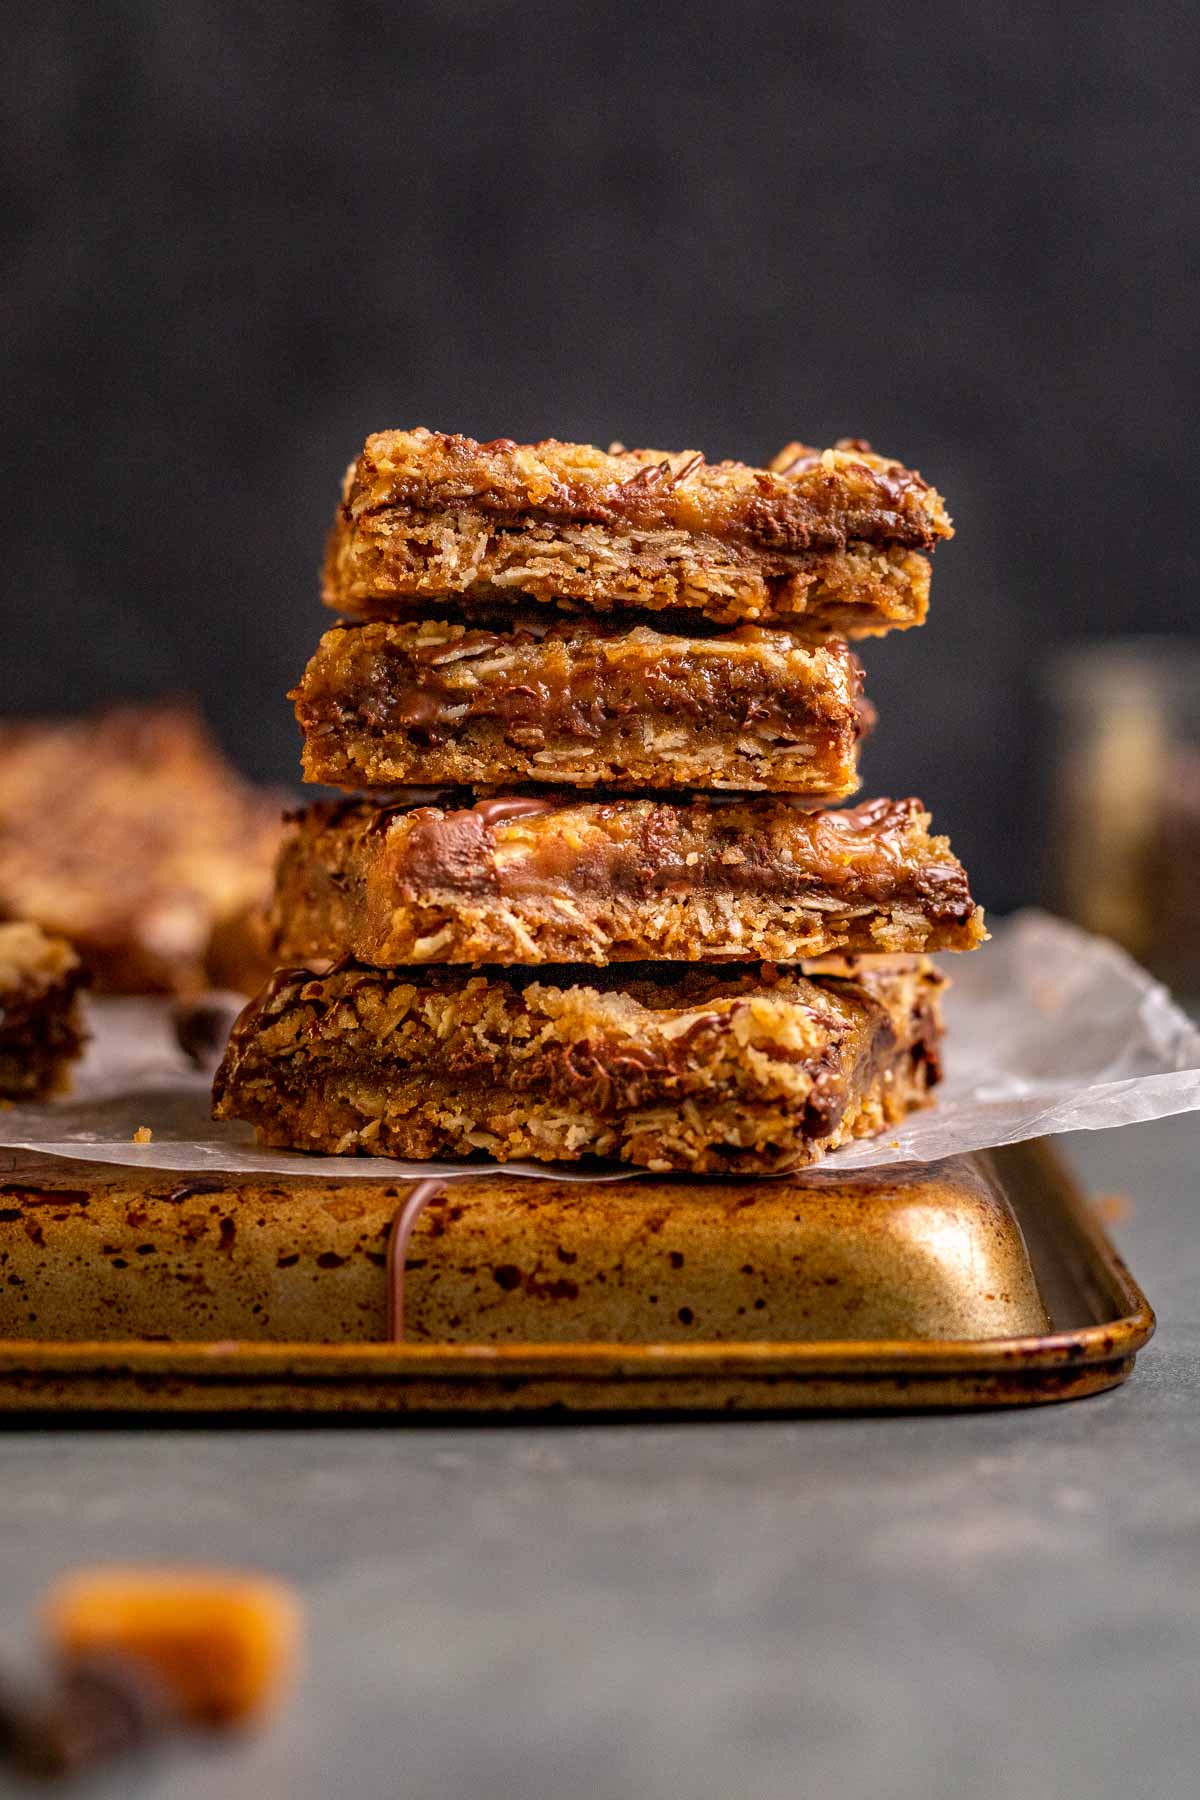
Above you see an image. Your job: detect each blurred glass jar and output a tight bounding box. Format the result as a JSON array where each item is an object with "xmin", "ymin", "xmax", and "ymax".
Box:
[{"xmin": 1044, "ymin": 639, "xmax": 1200, "ymax": 992}]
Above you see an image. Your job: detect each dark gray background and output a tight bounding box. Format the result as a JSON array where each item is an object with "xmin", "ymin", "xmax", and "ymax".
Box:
[{"xmin": 3, "ymin": 2, "xmax": 1196, "ymax": 910}]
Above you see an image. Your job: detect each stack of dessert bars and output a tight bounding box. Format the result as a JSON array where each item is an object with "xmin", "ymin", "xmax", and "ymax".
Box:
[{"xmin": 215, "ymin": 430, "xmax": 984, "ymax": 1175}]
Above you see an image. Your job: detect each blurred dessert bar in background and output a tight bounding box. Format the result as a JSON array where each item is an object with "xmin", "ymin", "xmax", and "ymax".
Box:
[
  {"xmin": 0, "ymin": 922, "xmax": 86, "ymax": 1100},
  {"xmin": 0, "ymin": 703, "xmax": 285, "ymax": 994}
]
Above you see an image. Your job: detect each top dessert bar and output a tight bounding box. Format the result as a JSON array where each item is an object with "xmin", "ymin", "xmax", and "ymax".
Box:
[
  {"xmin": 322, "ymin": 430, "xmax": 952, "ymax": 634},
  {"xmin": 0, "ymin": 703, "xmax": 285, "ymax": 994}
]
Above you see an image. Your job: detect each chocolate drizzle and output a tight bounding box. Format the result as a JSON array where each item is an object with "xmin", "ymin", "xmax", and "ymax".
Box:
[
  {"xmin": 469, "ymin": 796, "xmax": 562, "ymax": 828},
  {"xmin": 386, "ymin": 1178, "xmax": 446, "ymax": 1339},
  {"xmin": 670, "ymin": 451, "xmax": 704, "ymax": 486},
  {"xmin": 164, "ymin": 1177, "xmax": 226, "ymax": 1203},
  {"xmin": 620, "ymin": 458, "xmax": 671, "ymax": 491},
  {"xmin": 769, "ymin": 445, "xmax": 821, "ymax": 478}
]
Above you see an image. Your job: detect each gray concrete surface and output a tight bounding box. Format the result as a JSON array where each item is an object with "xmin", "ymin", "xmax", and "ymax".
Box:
[{"xmin": 0, "ymin": 1116, "xmax": 1196, "ymax": 1799}]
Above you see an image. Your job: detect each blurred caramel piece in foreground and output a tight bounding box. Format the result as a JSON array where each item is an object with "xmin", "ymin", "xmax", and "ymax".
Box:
[{"xmin": 42, "ymin": 1567, "xmax": 302, "ymax": 1727}]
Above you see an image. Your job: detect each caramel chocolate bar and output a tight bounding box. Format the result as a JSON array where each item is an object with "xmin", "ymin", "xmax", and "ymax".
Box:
[
  {"xmin": 213, "ymin": 958, "xmax": 945, "ymax": 1175},
  {"xmin": 272, "ymin": 794, "xmax": 985, "ymax": 967},
  {"xmin": 0, "ymin": 704, "xmax": 285, "ymax": 994},
  {"xmin": 292, "ymin": 617, "xmax": 868, "ymax": 795},
  {"xmin": 322, "ymin": 430, "xmax": 951, "ymax": 635},
  {"xmin": 43, "ymin": 1568, "xmax": 303, "ymax": 1729},
  {"xmin": 0, "ymin": 922, "xmax": 86, "ymax": 1100}
]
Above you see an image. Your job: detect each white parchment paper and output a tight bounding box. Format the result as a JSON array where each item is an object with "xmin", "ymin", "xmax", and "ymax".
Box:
[{"xmin": 2, "ymin": 910, "xmax": 1198, "ymax": 1181}]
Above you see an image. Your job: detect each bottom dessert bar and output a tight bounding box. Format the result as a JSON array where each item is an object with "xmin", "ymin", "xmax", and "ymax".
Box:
[
  {"xmin": 0, "ymin": 923, "xmax": 86, "ymax": 1100},
  {"xmin": 213, "ymin": 957, "xmax": 944, "ymax": 1174}
]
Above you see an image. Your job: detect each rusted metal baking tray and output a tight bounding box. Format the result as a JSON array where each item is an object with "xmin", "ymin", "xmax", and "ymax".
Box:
[{"xmin": 0, "ymin": 1139, "xmax": 1153, "ymax": 1414}]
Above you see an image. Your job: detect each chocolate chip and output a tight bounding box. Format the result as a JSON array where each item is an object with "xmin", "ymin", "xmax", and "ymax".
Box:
[{"xmin": 172, "ymin": 992, "xmax": 246, "ymax": 1071}]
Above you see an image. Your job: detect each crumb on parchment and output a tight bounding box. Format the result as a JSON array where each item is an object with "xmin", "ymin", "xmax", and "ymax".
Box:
[{"xmin": 132, "ymin": 1125, "xmax": 153, "ymax": 1144}]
